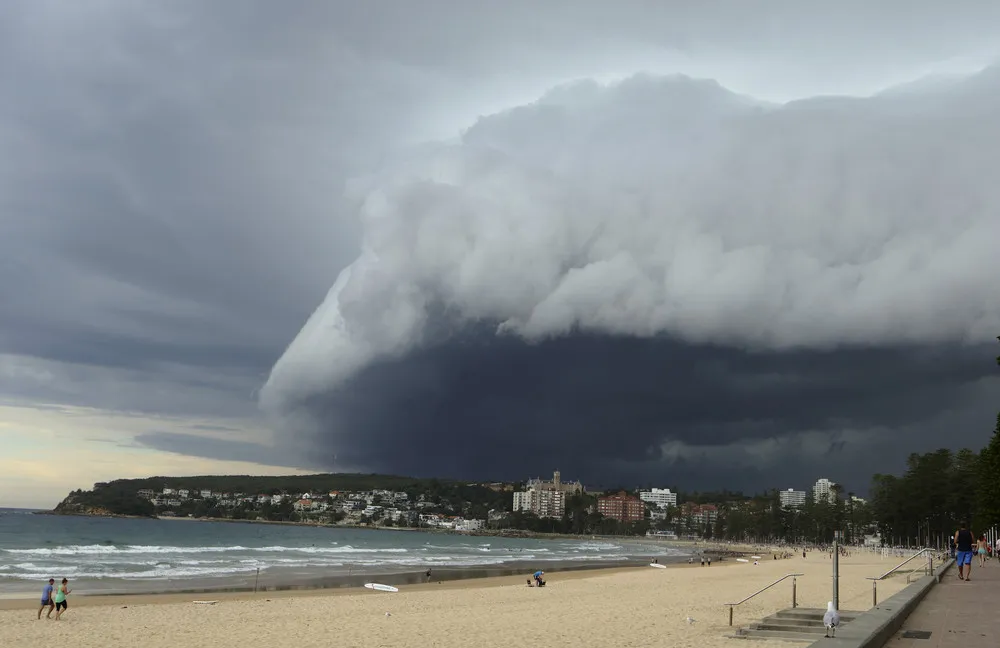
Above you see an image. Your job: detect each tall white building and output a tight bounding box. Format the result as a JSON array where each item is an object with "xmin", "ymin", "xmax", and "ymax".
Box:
[
  {"xmin": 779, "ymin": 488, "xmax": 807, "ymax": 509},
  {"xmin": 513, "ymin": 488, "xmax": 566, "ymax": 518},
  {"xmin": 813, "ymin": 478, "xmax": 837, "ymax": 504},
  {"xmin": 639, "ymin": 488, "xmax": 678, "ymax": 509}
]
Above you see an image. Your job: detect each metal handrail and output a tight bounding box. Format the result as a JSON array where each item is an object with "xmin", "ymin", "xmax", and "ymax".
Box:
[
  {"xmin": 870, "ymin": 548, "xmax": 935, "ymax": 581},
  {"xmin": 725, "ymin": 573, "xmax": 803, "ymax": 626},
  {"xmin": 866, "ymin": 548, "xmax": 936, "ymax": 606}
]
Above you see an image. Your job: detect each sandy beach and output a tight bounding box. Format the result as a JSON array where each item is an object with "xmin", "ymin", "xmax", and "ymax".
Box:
[{"xmin": 2, "ymin": 551, "xmax": 913, "ymax": 648}]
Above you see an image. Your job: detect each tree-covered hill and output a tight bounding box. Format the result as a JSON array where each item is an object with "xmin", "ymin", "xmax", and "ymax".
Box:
[{"xmin": 54, "ymin": 473, "xmax": 514, "ymax": 518}]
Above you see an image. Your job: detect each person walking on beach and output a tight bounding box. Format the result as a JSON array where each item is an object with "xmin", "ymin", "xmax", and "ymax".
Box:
[
  {"xmin": 53, "ymin": 578, "xmax": 71, "ymax": 620},
  {"xmin": 954, "ymin": 523, "xmax": 975, "ymax": 581},
  {"xmin": 37, "ymin": 578, "xmax": 55, "ymax": 620}
]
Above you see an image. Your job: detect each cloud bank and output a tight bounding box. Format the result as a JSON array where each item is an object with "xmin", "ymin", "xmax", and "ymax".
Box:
[
  {"xmin": 259, "ymin": 67, "xmax": 1000, "ymax": 489},
  {"xmin": 263, "ymin": 70, "xmax": 999, "ymax": 405}
]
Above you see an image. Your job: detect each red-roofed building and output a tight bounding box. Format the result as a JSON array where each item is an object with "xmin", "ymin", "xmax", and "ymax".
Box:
[{"xmin": 597, "ymin": 492, "xmax": 644, "ymax": 522}]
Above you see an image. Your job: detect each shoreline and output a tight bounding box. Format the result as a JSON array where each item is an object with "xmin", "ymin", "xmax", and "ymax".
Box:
[
  {"xmin": 0, "ymin": 558, "xmax": 737, "ymax": 610},
  {"xmin": 0, "ymin": 554, "xmax": 714, "ymax": 600}
]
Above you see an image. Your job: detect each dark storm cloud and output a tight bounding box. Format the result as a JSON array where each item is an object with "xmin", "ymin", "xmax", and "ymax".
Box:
[{"xmin": 280, "ymin": 332, "xmax": 997, "ymax": 494}]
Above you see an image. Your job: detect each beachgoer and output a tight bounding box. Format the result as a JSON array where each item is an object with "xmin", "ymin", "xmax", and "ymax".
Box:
[
  {"xmin": 707, "ymin": 557, "xmax": 711, "ymax": 566},
  {"xmin": 977, "ymin": 536, "xmax": 988, "ymax": 567},
  {"xmin": 53, "ymin": 578, "xmax": 71, "ymax": 620},
  {"xmin": 38, "ymin": 578, "xmax": 55, "ymax": 620},
  {"xmin": 954, "ymin": 523, "xmax": 975, "ymax": 581},
  {"xmin": 533, "ymin": 570, "xmax": 545, "ymax": 587},
  {"xmin": 425, "ymin": 568, "xmax": 432, "ymax": 583}
]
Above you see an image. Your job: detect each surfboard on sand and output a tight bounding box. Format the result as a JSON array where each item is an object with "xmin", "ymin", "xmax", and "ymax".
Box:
[
  {"xmin": 649, "ymin": 563, "xmax": 667, "ymax": 569},
  {"xmin": 751, "ymin": 556, "xmax": 761, "ymax": 560},
  {"xmin": 736, "ymin": 558, "xmax": 749, "ymax": 563},
  {"xmin": 193, "ymin": 600, "xmax": 218, "ymax": 605},
  {"xmin": 364, "ymin": 583, "xmax": 399, "ymax": 593}
]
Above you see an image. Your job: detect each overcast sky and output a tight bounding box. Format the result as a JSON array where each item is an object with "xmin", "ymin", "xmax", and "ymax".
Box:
[{"xmin": 3, "ymin": 1, "xmax": 999, "ymax": 508}]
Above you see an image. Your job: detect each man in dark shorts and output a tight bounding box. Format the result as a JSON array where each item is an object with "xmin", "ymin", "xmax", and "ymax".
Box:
[
  {"xmin": 38, "ymin": 578, "xmax": 55, "ymax": 619},
  {"xmin": 954, "ymin": 522, "xmax": 975, "ymax": 581}
]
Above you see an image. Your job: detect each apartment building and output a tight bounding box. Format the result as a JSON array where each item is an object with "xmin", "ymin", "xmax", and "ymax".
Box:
[{"xmin": 597, "ymin": 492, "xmax": 644, "ymax": 522}]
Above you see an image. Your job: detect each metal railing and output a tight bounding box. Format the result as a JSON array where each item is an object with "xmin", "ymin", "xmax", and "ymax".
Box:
[
  {"xmin": 866, "ymin": 548, "xmax": 936, "ymax": 606},
  {"xmin": 724, "ymin": 573, "xmax": 803, "ymax": 626}
]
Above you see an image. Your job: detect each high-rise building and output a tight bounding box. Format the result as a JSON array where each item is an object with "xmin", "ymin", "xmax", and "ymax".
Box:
[
  {"xmin": 639, "ymin": 488, "xmax": 678, "ymax": 509},
  {"xmin": 513, "ymin": 485, "xmax": 566, "ymax": 518},
  {"xmin": 597, "ymin": 492, "xmax": 645, "ymax": 522},
  {"xmin": 779, "ymin": 488, "xmax": 807, "ymax": 509},
  {"xmin": 813, "ymin": 478, "xmax": 837, "ymax": 504}
]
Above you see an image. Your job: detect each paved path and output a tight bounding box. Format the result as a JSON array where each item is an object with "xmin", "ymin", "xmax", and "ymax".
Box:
[{"xmin": 886, "ymin": 557, "xmax": 999, "ymax": 647}]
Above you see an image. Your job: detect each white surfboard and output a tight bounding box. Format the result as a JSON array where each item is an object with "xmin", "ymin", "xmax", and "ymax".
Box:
[
  {"xmin": 649, "ymin": 563, "xmax": 667, "ymax": 569},
  {"xmin": 736, "ymin": 558, "xmax": 749, "ymax": 563},
  {"xmin": 192, "ymin": 600, "xmax": 218, "ymax": 605},
  {"xmin": 751, "ymin": 555, "xmax": 761, "ymax": 560},
  {"xmin": 364, "ymin": 583, "xmax": 399, "ymax": 593}
]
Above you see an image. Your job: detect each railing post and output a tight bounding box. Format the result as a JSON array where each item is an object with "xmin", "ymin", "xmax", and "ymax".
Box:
[
  {"xmin": 872, "ymin": 580, "xmax": 877, "ymax": 607},
  {"xmin": 792, "ymin": 576, "xmax": 797, "ymax": 608},
  {"xmin": 729, "ymin": 605, "xmax": 733, "ymax": 626}
]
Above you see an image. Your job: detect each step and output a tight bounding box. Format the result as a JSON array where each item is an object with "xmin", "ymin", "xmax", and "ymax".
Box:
[
  {"xmin": 758, "ymin": 616, "xmax": 827, "ymax": 628},
  {"xmin": 733, "ymin": 629, "xmax": 829, "ymax": 642},
  {"xmin": 752, "ymin": 624, "xmax": 828, "ymax": 634},
  {"xmin": 773, "ymin": 608, "xmax": 859, "ymax": 623}
]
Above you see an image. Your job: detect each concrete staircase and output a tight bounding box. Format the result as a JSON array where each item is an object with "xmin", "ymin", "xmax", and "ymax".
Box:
[{"xmin": 732, "ymin": 607, "xmax": 860, "ymax": 642}]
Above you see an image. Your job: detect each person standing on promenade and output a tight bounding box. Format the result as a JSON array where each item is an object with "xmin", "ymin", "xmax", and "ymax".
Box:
[
  {"xmin": 954, "ymin": 523, "xmax": 975, "ymax": 581},
  {"xmin": 37, "ymin": 578, "xmax": 55, "ymax": 620},
  {"xmin": 976, "ymin": 535, "xmax": 988, "ymax": 567}
]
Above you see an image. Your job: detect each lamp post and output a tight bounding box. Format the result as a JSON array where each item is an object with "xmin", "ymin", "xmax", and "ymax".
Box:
[{"xmin": 832, "ymin": 536, "xmax": 840, "ymax": 610}]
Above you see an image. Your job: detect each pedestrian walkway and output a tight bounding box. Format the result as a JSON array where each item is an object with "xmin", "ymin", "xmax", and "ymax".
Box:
[{"xmin": 888, "ymin": 557, "xmax": 1000, "ymax": 647}]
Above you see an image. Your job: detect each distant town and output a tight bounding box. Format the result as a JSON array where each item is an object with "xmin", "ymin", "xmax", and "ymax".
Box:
[{"xmin": 69, "ymin": 470, "xmax": 873, "ymax": 542}]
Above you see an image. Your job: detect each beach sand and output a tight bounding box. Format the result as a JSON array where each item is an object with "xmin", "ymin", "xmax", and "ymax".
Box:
[{"xmin": 1, "ymin": 551, "xmax": 914, "ymax": 648}]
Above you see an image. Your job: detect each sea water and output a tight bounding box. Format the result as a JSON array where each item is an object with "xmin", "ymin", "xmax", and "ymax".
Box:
[{"xmin": 0, "ymin": 509, "xmax": 687, "ymax": 594}]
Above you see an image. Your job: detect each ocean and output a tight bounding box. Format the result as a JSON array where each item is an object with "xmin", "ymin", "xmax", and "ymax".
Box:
[{"xmin": 0, "ymin": 509, "xmax": 688, "ymax": 595}]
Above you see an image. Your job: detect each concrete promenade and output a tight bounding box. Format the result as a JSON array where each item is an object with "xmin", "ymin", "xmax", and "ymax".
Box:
[{"xmin": 886, "ymin": 558, "xmax": 999, "ymax": 647}]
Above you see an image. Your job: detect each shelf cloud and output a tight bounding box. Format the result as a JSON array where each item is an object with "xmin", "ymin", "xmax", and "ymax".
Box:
[{"xmin": 260, "ymin": 68, "xmax": 1000, "ymax": 490}]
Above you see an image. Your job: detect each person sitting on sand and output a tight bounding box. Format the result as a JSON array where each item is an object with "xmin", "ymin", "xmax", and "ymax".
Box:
[
  {"xmin": 38, "ymin": 578, "xmax": 55, "ymax": 620},
  {"xmin": 53, "ymin": 578, "xmax": 71, "ymax": 621},
  {"xmin": 533, "ymin": 570, "xmax": 545, "ymax": 587}
]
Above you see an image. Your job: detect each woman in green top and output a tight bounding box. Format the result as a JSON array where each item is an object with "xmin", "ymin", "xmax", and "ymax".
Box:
[{"xmin": 54, "ymin": 578, "xmax": 71, "ymax": 620}]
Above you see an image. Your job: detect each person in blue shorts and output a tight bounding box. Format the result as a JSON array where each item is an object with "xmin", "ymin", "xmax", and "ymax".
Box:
[
  {"xmin": 37, "ymin": 578, "xmax": 55, "ymax": 620},
  {"xmin": 954, "ymin": 522, "xmax": 975, "ymax": 581}
]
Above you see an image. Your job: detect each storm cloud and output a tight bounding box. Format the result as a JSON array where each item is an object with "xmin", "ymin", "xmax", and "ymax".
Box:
[
  {"xmin": 260, "ymin": 67, "xmax": 1000, "ymax": 491},
  {"xmin": 4, "ymin": 1, "xmax": 1000, "ymax": 495}
]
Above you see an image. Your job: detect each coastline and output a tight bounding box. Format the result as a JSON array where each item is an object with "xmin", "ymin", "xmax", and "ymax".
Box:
[
  {"xmin": 0, "ymin": 558, "xmax": 733, "ymax": 610},
  {"xmin": 0, "ymin": 554, "xmax": 710, "ymax": 601}
]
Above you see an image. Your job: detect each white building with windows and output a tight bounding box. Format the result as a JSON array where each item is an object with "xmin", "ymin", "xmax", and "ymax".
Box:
[
  {"xmin": 639, "ymin": 488, "xmax": 678, "ymax": 509},
  {"xmin": 513, "ymin": 488, "xmax": 566, "ymax": 518},
  {"xmin": 813, "ymin": 478, "xmax": 837, "ymax": 504},
  {"xmin": 779, "ymin": 488, "xmax": 807, "ymax": 509}
]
